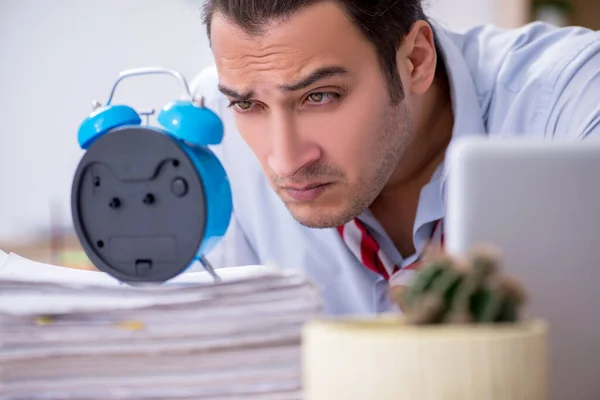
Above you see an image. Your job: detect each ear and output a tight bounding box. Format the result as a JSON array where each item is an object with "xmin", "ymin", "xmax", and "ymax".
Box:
[{"xmin": 396, "ymin": 21, "xmax": 437, "ymax": 95}]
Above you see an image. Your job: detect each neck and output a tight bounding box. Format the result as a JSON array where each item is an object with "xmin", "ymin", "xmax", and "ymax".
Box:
[{"xmin": 370, "ymin": 70, "xmax": 453, "ymax": 257}]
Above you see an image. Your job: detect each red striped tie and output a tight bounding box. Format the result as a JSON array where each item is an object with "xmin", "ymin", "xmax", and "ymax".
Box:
[{"xmin": 337, "ymin": 219, "xmax": 444, "ymax": 281}]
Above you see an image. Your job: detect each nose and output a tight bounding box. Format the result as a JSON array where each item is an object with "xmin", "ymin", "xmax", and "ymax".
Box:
[{"xmin": 267, "ymin": 112, "xmax": 320, "ymax": 178}]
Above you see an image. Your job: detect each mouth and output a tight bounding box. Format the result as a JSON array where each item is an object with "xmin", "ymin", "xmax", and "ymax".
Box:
[
  {"xmin": 284, "ymin": 182, "xmax": 329, "ymax": 191},
  {"xmin": 281, "ymin": 182, "xmax": 333, "ymax": 202}
]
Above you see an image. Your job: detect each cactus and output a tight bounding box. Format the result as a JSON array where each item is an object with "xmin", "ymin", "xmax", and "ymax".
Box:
[{"xmin": 396, "ymin": 245, "xmax": 528, "ymax": 325}]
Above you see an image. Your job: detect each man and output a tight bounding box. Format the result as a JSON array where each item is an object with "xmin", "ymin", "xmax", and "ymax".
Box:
[{"xmin": 193, "ymin": 0, "xmax": 600, "ymax": 315}]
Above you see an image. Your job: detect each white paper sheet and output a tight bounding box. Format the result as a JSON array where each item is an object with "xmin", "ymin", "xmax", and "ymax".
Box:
[
  {"xmin": 0, "ymin": 251, "xmax": 120, "ymax": 286},
  {"xmin": 0, "ymin": 248, "xmax": 7, "ymax": 267},
  {"xmin": 0, "ymin": 251, "xmax": 281, "ymax": 287},
  {"xmin": 0, "ymin": 250, "xmax": 322, "ymax": 400}
]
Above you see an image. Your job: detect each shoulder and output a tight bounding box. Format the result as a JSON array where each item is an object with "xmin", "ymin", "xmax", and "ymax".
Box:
[
  {"xmin": 448, "ymin": 22, "xmax": 600, "ymax": 97},
  {"xmin": 189, "ymin": 64, "xmax": 250, "ymax": 163},
  {"xmin": 190, "ymin": 65, "xmax": 226, "ymax": 113},
  {"xmin": 438, "ymin": 21, "xmax": 600, "ymax": 136}
]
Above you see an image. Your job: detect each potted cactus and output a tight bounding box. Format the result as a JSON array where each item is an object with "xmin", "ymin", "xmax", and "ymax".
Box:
[{"xmin": 303, "ymin": 246, "xmax": 548, "ymax": 400}]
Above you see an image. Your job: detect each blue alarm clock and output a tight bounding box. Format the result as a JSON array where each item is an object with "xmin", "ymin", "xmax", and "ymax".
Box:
[{"xmin": 71, "ymin": 67, "xmax": 232, "ymax": 283}]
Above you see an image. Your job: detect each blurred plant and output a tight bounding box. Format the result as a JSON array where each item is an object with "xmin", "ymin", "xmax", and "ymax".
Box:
[
  {"xmin": 533, "ymin": 0, "xmax": 571, "ymax": 27},
  {"xmin": 393, "ymin": 246, "xmax": 528, "ymax": 325}
]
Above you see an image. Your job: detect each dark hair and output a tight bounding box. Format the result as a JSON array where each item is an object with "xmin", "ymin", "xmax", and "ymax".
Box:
[{"xmin": 202, "ymin": 0, "xmax": 436, "ymax": 104}]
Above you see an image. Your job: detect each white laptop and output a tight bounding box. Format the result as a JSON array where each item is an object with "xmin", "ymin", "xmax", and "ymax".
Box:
[{"xmin": 445, "ymin": 137, "xmax": 600, "ymax": 400}]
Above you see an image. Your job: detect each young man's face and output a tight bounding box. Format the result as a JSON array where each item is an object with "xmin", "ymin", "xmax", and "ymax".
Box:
[{"xmin": 210, "ymin": 2, "xmax": 415, "ymax": 228}]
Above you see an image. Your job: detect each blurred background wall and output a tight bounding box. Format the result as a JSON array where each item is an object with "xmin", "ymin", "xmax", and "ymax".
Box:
[{"xmin": 0, "ymin": 0, "xmax": 596, "ymax": 264}]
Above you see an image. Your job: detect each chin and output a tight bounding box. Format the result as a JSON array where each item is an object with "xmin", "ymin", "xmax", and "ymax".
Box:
[{"xmin": 286, "ymin": 203, "xmax": 357, "ymax": 229}]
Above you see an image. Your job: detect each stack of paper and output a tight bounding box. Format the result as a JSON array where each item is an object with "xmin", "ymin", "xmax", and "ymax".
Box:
[{"xmin": 0, "ymin": 251, "xmax": 323, "ymax": 399}]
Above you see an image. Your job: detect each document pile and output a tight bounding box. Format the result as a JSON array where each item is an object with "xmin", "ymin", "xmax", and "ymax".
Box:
[{"xmin": 0, "ymin": 251, "xmax": 323, "ymax": 399}]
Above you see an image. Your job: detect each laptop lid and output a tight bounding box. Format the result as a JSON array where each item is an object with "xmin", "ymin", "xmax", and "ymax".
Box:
[{"xmin": 444, "ymin": 137, "xmax": 600, "ymax": 400}]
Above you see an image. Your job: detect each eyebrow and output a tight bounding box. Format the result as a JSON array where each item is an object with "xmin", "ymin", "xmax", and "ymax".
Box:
[
  {"xmin": 279, "ymin": 66, "xmax": 349, "ymax": 92},
  {"xmin": 217, "ymin": 85, "xmax": 254, "ymax": 101},
  {"xmin": 217, "ymin": 66, "xmax": 349, "ymax": 100}
]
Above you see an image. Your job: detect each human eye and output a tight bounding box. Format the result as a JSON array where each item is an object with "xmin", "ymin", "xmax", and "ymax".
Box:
[
  {"xmin": 304, "ymin": 91, "xmax": 341, "ymax": 107},
  {"xmin": 227, "ymin": 100, "xmax": 256, "ymax": 113}
]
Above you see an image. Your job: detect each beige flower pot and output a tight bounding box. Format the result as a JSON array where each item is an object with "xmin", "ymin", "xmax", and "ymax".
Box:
[{"xmin": 302, "ymin": 317, "xmax": 548, "ymax": 400}]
